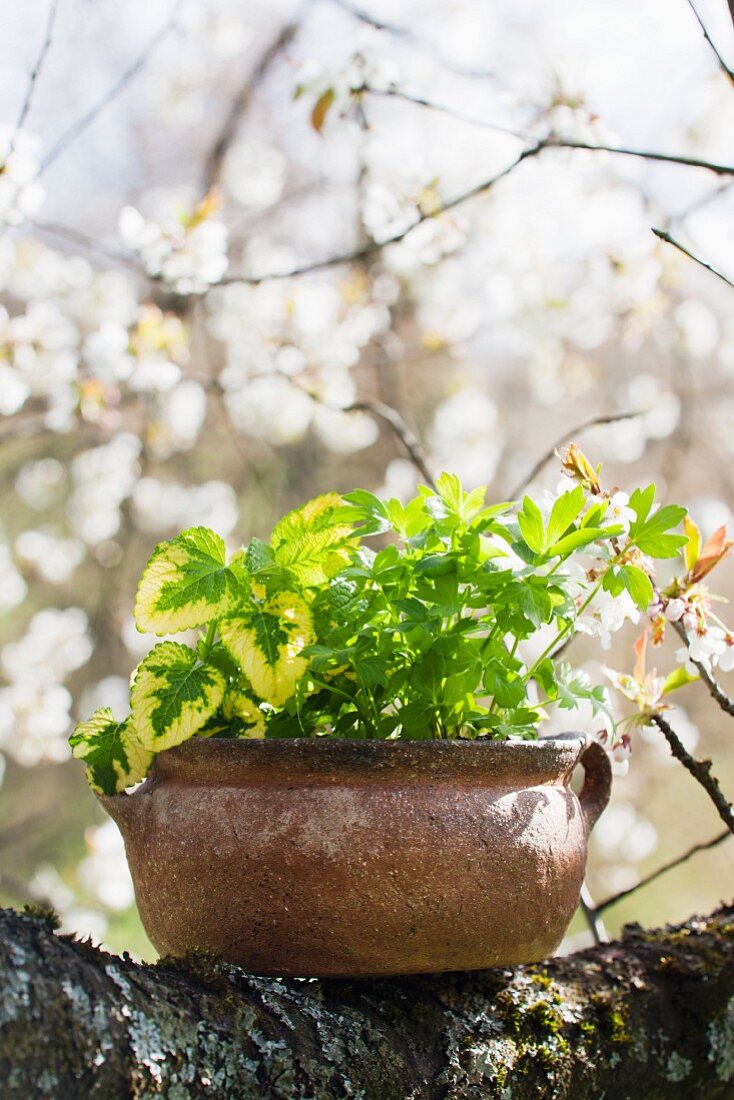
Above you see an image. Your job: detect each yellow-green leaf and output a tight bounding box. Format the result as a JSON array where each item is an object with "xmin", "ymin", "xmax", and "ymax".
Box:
[
  {"xmin": 223, "ymin": 686, "xmax": 266, "ymax": 738},
  {"xmin": 70, "ymin": 708, "xmax": 153, "ymax": 795},
  {"xmin": 683, "ymin": 516, "xmax": 700, "ymax": 574},
  {"xmin": 219, "ymin": 592, "xmax": 315, "ymax": 706},
  {"xmin": 311, "ymin": 88, "xmax": 335, "ymax": 133},
  {"xmin": 270, "ymin": 493, "xmax": 356, "ymax": 586},
  {"xmin": 132, "ymin": 642, "xmax": 225, "ymax": 751},
  {"xmin": 135, "ymin": 527, "xmax": 248, "ymax": 636}
]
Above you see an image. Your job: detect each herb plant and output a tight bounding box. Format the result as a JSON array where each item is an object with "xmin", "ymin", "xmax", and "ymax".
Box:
[{"xmin": 71, "ymin": 446, "xmax": 705, "ymax": 796}]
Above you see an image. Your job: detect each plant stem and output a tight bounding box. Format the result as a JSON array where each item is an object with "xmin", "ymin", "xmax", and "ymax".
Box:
[
  {"xmin": 525, "ymin": 578, "xmax": 603, "ymax": 681},
  {"xmin": 200, "ymin": 619, "xmax": 218, "ymax": 661}
]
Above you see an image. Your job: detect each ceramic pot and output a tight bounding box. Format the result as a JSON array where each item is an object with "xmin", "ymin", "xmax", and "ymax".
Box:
[{"xmin": 99, "ymin": 733, "xmax": 611, "ymax": 977}]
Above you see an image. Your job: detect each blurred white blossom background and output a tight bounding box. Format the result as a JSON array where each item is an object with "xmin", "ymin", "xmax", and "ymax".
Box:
[{"xmin": 0, "ymin": 0, "xmax": 733, "ymax": 956}]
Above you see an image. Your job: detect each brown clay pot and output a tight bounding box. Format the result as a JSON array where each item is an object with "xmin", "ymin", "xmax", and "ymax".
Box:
[{"xmin": 99, "ymin": 733, "xmax": 611, "ymax": 977}]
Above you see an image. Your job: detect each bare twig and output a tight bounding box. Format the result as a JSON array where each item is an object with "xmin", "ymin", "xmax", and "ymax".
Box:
[
  {"xmin": 13, "ymin": 0, "xmax": 60, "ymax": 137},
  {"xmin": 652, "ymin": 227, "xmax": 734, "ymax": 290},
  {"xmin": 30, "ymin": 218, "xmax": 146, "ymax": 275},
  {"xmin": 218, "ymin": 142, "xmax": 544, "ymax": 284},
  {"xmin": 595, "ymin": 828, "xmax": 730, "ymax": 914},
  {"xmin": 202, "ymin": 17, "xmax": 302, "ymax": 191},
  {"xmin": 684, "ymin": 0, "xmax": 734, "ymax": 86},
  {"xmin": 347, "ymin": 399, "xmax": 436, "ymax": 488},
  {"xmin": 39, "ymin": 3, "xmax": 182, "ymax": 174},
  {"xmin": 580, "ymin": 883, "xmax": 608, "ymax": 944},
  {"xmin": 508, "ymin": 410, "xmax": 644, "ymax": 499},
  {"xmin": 652, "ymin": 712, "xmax": 734, "ymax": 836},
  {"xmin": 330, "ymin": 0, "xmax": 499, "ymax": 81},
  {"xmin": 362, "ymin": 86, "xmax": 531, "ymax": 141},
  {"xmin": 545, "ymin": 136, "xmax": 734, "ymax": 177}
]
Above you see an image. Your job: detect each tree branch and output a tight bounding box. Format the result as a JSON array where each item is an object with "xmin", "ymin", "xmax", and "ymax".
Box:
[
  {"xmin": 684, "ymin": 0, "xmax": 734, "ymax": 86},
  {"xmin": 508, "ymin": 409, "xmax": 644, "ymax": 498},
  {"xmin": 218, "ymin": 143, "xmax": 544, "ymax": 284},
  {"xmin": 651, "ymin": 712, "xmax": 734, "ymax": 836},
  {"xmin": 217, "ymin": 135, "xmax": 734, "ymax": 287},
  {"xmin": 595, "ymin": 828, "xmax": 730, "ymax": 915},
  {"xmin": 652, "ymin": 227, "xmax": 734, "ymax": 290},
  {"xmin": 39, "ymin": 3, "xmax": 183, "ymax": 174},
  {"xmin": 13, "ymin": 0, "xmax": 60, "ymax": 137},
  {"xmin": 346, "ymin": 399, "xmax": 436, "ymax": 488},
  {"xmin": 668, "ymin": 616, "xmax": 734, "ymax": 717},
  {"xmin": 4, "ymin": 904, "xmax": 734, "ymax": 1097},
  {"xmin": 201, "ymin": 17, "xmax": 302, "ymax": 192},
  {"xmin": 361, "ymin": 86, "xmax": 531, "ymax": 140}
]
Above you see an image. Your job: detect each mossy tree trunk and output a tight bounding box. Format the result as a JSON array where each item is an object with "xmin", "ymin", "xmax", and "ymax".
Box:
[{"xmin": 1, "ymin": 905, "xmax": 734, "ymax": 1098}]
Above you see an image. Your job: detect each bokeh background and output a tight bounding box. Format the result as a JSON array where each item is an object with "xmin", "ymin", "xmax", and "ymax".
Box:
[{"xmin": 0, "ymin": 0, "xmax": 732, "ymax": 958}]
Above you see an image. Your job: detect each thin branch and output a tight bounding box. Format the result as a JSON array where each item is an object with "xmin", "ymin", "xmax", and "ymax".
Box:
[
  {"xmin": 652, "ymin": 227, "xmax": 734, "ymax": 290},
  {"xmin": 218, "ymin": 142, "xmax": 544, "ymax": 284},
  {"xmin": 217, "ymin": 136, "xmax": 734, "ymax": 287},
  {"xmin": 329, "ymin": 0, "xmax": 499, "ymax": 81},
  {"xmin": 580, "ymin": 883, "xmax": 608, "ymax": 944},
  {"xmin": 684, "ymin": 0, "xmax": 734, "ymax": 86},
  {"xmin": 39, "ymin": 3, "xmax": 182, "ymax": 174},
  {"xmin": 346, "ymin": 399, "xmax": 436, "ymax": 488},
  {"xmin": 595, "ymin": 828, "xmax": 730, "ymax": 915},
  {"xmin": 13, "ymin": 0, "xmax": 60, "ymax": 137},
  {"xmin": 30, "ymin": 219, "xmax": 147, "ymax": 275},
  {"xmin": 362, "ymin": 86, "xmax": 531, "ymax": 141},
  {"xmin": 545, "ymin": 136, "xmax": 734, "ymax": 177},
  {"xmin": 508, "ymin": 410, "xmax": 644, "ymax": 499},
  {"xmin": 652, "ymin": 712, "xmax": 734, "ymax": 836},
  {"xmin": 202, "ymin": 17, "xmax": 302, "ymax": 191}
]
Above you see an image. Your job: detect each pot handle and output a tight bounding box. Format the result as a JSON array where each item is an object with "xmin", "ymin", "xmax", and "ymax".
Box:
[{"xmin": 578, "ymin": 739, "xmax": 612, "ymax": 834}]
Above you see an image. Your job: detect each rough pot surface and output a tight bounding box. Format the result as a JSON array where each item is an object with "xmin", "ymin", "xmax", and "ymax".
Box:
[{"xmin": 100, "ymin": 734, "xmax": 611, "ymax": 977}]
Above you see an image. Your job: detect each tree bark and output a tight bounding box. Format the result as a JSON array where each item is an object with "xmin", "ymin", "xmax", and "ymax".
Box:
[{"xmin": 1, "ymin": 905, "xmax": 734, "ymax": 1098}]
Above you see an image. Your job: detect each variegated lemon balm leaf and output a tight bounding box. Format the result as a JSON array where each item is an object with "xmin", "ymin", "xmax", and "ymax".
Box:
[
  {"xmin": 132, "ymin": 641, "xmax": 225, "ymax": 751},
  {"xmin": 70, "ymin": 708, "xmax": 153, "ymax": 795},
  {"xmin": 220, "ymin": 592, "xmax": 315, "ymax": 707},
  {"xmin": 270, "ymin": 493, "xmax": 356, "ymax": 586},
  {"xmin": 135, "ymin": 527, "xmax": 248, "ymax": 635},
  {"xmin": 223, "ymin": 687, "xmax": 266, "ymax": 738}
]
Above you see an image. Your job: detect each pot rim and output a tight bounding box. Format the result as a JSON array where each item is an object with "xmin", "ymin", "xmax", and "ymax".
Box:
[{"xmin": 142, "ymin": 731, "xmax": 588, "ymax": 788}]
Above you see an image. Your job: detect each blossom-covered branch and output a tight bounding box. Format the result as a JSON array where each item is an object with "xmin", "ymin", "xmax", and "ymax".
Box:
[{"xmin": 217, "ymin": 138, "xmax": 734, "ymax": 286}]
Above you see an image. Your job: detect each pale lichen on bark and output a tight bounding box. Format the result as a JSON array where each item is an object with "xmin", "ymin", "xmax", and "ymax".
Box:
[{"xmin": 1, "ymin": 906, "xmax": 733, "ymax": 1097}]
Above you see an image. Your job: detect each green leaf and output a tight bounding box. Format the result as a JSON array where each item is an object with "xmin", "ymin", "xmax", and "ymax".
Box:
[
  {"xmin": 244, "ymin": 537, "xmax": 274, "ymax": 574},
  {"xmin": 618, "ymin": 564, "xmax": 654, "ymax": 611},
  {"xmin": 547, "ymin": 526, "xmax": 616, "ymax": 559},
  {"xmin": 484, "ymin": 666, "xmax": 526, "ymax": 709},
  {"xmin": 517, "ymin": 496, "xmax": 545, "ymax": 554},
  {"xmin": 132, "ymin": 642, "xmax": 225, "ymax": 751},
  {"xmin": 271, "ymin": 493, "xmax": 357, "ymax": 585},
  {"xmin": 70, "ymin": 709, "xmax": 153, "ymax": 796},
  {"xmin": 546, "ymin": 486, "xmax": 585, "ymax": 545},
  {"xmin": 629, "ymin": 484, "xmax": 656, "ymax": 526},
  {"xmin": 662, "ymin": 666, "xmax": 699, "ymax": 695},
  {"xmin": 134, "ymin": 527, "xmax": 248, "ymax": 635},
  {"xmin": 634, "ymin": 531, "xmax": 688, "ymax": 559},
  {"xmin": 341, "ymin": 490, "xmax": 391, "ymax": 535},
  {"xmin": 630, "ymin": 503, "xmax": 688, "ymax": 558},
  {"xmin": 219, "ymin": 592, "xmax": 315, "ymax": 706}
]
